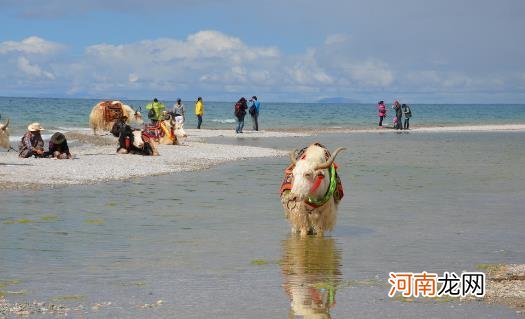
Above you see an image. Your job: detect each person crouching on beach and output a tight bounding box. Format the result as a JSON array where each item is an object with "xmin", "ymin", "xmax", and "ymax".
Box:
[
  {"xmin": 19, "ymin": 122, "xmax": 45, "ymax": 158},
  {"xmin": 195, "ymin": 97, "xmax": 204, "ymax": 129},
  {"xmin": 377, "ymin": 100, "xmax": 386, "ymax": 127},
  {"xmin": 46, "ymin": 132, "xmax": 72, "ymax": 159},
  {"xmin": 234, "ymin": 97, "xmax": 248, "ymax": 133}
]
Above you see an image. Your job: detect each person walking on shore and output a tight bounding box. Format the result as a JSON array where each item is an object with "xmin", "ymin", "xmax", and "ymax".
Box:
[
  {"xmin": 377, "ymin": 100, "xmax": 387, "ymax": 127},
  {"xmin": 402, "ymin": 103, "xmax": 412, "ymax": 129},
  {"xmin": 195, "ymin": 97, "xmax": 204, "ymax": 129},
  {"xmin": 234, "ymin": 97, "xmax": 248, "ymax": 133},
  {"xmin": 172, "ymin": 98, "xmax": 185, "ymax": 125},
  {"xmin": 392, "ymin": 100, "xmax": 403, "ymax": 130},
  {"xmin": 146, "ymin": 98, "xmax": 166, "ymax": 124},
  {"xmin": 19, "ymin": 122, "xmax": 45, "ymax": 158},
  {"xmin": 249, "ymin": 96, "xmax": 260, "ymax": 131}
]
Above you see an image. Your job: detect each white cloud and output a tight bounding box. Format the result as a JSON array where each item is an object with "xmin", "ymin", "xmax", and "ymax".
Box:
[
  {"xmin": 128, "ymin": 73, "xmax": 139, "ymax": 83},
  {"xmin": 0, "ymin": 36, "xmax": 64, "ymax": 55},
  {"xmin": 325, "ymin": 34, "xmax": 350, "ymax": 46},
  {"xmin": 0, "ymin": 31, "xmax": 521, "ymax": 102},
  {"xmin": 17, "ymin": 56, "xmax": 55, "ymax": 79}
]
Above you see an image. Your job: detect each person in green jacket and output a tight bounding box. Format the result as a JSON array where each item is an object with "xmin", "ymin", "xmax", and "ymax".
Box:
[{"xmin": 146, "ymin": 98, "xmax": 166, "ymax": 123}]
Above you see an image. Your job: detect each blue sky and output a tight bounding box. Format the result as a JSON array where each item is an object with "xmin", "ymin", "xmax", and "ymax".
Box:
[{"xmin": 1, "ymin": 0, "xmax": 524, "ymax": 102}]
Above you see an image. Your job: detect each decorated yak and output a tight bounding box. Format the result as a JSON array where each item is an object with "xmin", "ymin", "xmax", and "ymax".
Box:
[
  {"xmin": 89, "ymin": 100, "xmax": 142, "ymax": 135},
  {"xmin": 280, "ymin": 143, "xmax": 345, "ymax": 236},
  {"xmin": 110, "ymin": 117, "xmax": 159, "ymax": 156},
  {"xmin": 142, "ymin": 113, "xmax": 186, "ymax": 145},
  {"xmin": 0, "ymin": 117, "xmax": 10, "ymax": 149},
  {"xmin": 281, "ymin": 236, "xmax": 342, "ymax": 319}
]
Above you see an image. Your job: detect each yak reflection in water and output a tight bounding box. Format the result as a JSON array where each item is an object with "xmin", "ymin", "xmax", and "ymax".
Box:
[{"xmin": 281, "ymin": 235, "xmax": 343, "ymax": 319}]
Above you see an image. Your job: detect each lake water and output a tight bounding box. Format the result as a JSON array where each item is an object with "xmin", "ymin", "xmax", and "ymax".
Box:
[
  {"xmin": 1, "ymin": 132, "xmax": 524, "ymax": 318},
  {"xmin": 1, "ymin": 97, "xmax": 524, "ymax": 138}
]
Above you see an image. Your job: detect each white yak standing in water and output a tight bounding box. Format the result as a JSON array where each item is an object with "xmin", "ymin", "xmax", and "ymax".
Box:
[
  {"xmin": 0, "ymin": 117, "xmax": 10, "ymax": 149},
  {"xmin": 280, "ymin": 143, "xmax": 345, "ymax": 236}
]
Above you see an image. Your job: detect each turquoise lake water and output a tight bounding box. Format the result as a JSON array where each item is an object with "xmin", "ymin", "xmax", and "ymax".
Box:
[{"xmin": 1, "ymin": 97, "xmax": 524, "ymax": 137}]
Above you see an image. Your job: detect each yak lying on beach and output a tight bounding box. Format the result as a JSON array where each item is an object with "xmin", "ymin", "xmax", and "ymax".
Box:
[
  {"xmin": 89, "ymin": 100, "xmax": 142, "ymax": 135},
  {"xmin": 0, "ymin": 117, "xmax": 10, "ymax": 149},
  {"xmin": 280, "ymin": 143, "xmax": 345, "ymax": 236},
  {"xmin": 143, "ymin": 113, "xmax": 186, "ymax": 146},
  {"xmin": 111, "ymin": 117, "xmax": 158, "ymax": 156}
]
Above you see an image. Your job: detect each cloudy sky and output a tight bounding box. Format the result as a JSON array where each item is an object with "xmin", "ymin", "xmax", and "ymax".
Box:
[{"xmin": 1, "ymin": 0, "xmax": 524, "ymax": 102}]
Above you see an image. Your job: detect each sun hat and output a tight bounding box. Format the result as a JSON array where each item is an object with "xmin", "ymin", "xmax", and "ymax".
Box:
[
  {"xmin": 50, "ymin": 132, "xmax": 66, "ymax": 144},
  {"xmin": 27, "ymin": 122, "xmax": 44, "ymax": 132}
]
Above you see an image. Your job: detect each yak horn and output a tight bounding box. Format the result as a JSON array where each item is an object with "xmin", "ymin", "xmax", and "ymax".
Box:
[
  {"xmin": 315, "ymin": 147, "xmax": 346, "ymax": 170},
  {"xmin": 0, "ymin": 118, "xmax": 9, "ymax": 130},
  {"xmin": 289, "ymin": 149, "xmax": 298, "ymax": 165}
]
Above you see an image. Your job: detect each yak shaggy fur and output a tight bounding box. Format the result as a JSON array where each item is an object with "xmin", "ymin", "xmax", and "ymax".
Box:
[
  {"xmin": 89, "ymin": 101, "xmax": 142, "ymax": 135},
  {"xmin": 0, "ymin": 118, "xmax": 10, "ymax": 149},
  {"xmin": 281, "ymin": 144, "xmax": 345, "ymax": 237}
]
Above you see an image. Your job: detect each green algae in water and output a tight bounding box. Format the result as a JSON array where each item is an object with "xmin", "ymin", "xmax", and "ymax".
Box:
[
  {"xmin": 0, "ymin": 279, "xmax": 21, "ymax": 288},
  {"xmin": 51, "ymin": 295, "xmax": 84, "ymax": 302},
  {"xmin": 84, "ymin": 218, "xmax": 105, "ymax": 225},
  {"xmin": 41, "ymin": 215, "xmax": 59, "ymax": 222},
  {"xmin": 120, "ymin": 280, "xmax": 146, "ymax": 287},
  {"xmin": 3, "ymin": 218, "xmax": 33, "ymax": 224},
  {"xmin": 0, "ymin": 290, "xmax": 26, "ymax": 297},
  {"xmin": 392, "ymin": 294, "xmax": 415, "ymax": 303},
  {"xmin": 476, "ymin": 263, "xmax": 503, "ymax": 274},
  {"xmin": 250, "ymin": 259, "xmax": 269, "ymax": 266}
]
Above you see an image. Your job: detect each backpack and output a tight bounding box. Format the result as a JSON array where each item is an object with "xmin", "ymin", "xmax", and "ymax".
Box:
[
  {"xmin": 403, "ymin": 105, "xmax": 412, "ymax": 117},
  {"xmin": 234, "ymin": 102, "xmax": 243, "ymax": 117}
]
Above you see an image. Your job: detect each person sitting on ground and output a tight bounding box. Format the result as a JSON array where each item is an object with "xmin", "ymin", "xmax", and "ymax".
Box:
[
  {"xmin": 47, "ymin": 132, "xmax": 72, "ymax": 159},
  {"xmin": 19, "ymin": 122, "xmax": 45, "ymax": 158}
]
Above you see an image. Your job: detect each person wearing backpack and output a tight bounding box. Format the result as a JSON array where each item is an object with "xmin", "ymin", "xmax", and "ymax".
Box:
[
  {"xmin": 377, "ymin": 100, "xmax": 387, "ymax": 127},
  {"xmin": 145, "ymin": 98, "xmax": 166, "ymax": 124},
  {"xmin": 402, "ymin": 104, "xmax": 412, "ymax": 129},
  {"xmin": 234, "ymin": 97, "xmax": 248, "ymax": 133},
  {"xmin": 249, "ymin": 96, "xmax": 260, "ymax": 131}
]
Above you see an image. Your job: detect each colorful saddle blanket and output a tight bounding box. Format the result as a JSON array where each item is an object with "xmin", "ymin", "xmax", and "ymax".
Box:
[
  {"xmin": 143, "ymin": 122, "xmax": 175, "ymax": 141},
  {"xmin": 100, "ymin": 101, "xmax": 124, "ymax": 122}
]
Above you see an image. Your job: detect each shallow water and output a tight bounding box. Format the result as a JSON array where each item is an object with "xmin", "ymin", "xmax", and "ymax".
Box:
[{"xmin": 1, "ymin": 132, "xmax": 524, "ymax": 318}]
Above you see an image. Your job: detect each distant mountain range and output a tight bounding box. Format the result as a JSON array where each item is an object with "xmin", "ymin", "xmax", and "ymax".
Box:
[{"xmin": 317, "ymin": 97, "xmax": 360, "ymax": 103}]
